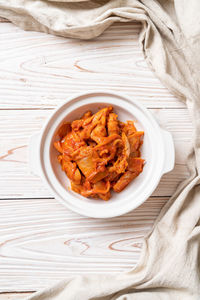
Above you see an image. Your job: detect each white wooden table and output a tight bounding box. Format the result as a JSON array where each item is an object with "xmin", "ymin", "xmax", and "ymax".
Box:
[{"xmin": 0, "ymin": 19, "xmax": 192, "ymax": 299}]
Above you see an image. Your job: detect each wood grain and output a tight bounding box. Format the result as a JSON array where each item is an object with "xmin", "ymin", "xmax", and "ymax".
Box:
[
  {"xmin": 0, "ymin": 22, "xmax": 184, "ymax": 110},
  {"xmin": 0, "ymin": 108, "xmax": 191, "ymax": 199},
  {"xmin": 0, "ymin": 197, "xmax": 167, "ymax": 292}
]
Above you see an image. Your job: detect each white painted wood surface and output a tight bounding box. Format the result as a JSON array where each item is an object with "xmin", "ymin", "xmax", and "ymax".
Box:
[
  {"xmin": 0, "ymin": 293, "xmax": 32, "ymax": 300},
  {"xmin": 0, "ymin": 22, "xmax": 184, "ymax": 110},
  {"xmin": 0, "ymin": 19, "xmax": 192, "ymax": 297},
  {"xmin": 0, "ymin": 197, "xmax": 167, "ymax": 292}
]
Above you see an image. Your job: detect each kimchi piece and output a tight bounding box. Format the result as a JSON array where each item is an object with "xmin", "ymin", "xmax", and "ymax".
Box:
[{"xmin": 54, "ymin": 106, "xmax": 145, "ymax": 200}]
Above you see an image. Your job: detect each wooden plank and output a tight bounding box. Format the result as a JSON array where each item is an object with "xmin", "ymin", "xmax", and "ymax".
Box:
[
  {"xmin": 0, "ymin": 108, "xmax": 192, "ymax": 199},
  {"xmin": 0, "ymin": 22, "xmax": 184, "ymax": 109},
  {"xmin": 0, "ymin": 197, "xmax": 167, "ymax": 292},
  {"xmin": 0, "ymin": 293, "xmax": 33, "ymax": 300}
]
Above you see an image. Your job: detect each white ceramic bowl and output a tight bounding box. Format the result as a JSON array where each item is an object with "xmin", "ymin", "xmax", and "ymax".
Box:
[{"xmin": 29, "ymin": 91, "xmax": 174, "ymax": 218}]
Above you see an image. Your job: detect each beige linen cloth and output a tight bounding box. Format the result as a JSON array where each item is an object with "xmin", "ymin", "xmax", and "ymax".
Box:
[{"xmin": 1, "ymin": 0, "xmax": 200, "ymax": 299}]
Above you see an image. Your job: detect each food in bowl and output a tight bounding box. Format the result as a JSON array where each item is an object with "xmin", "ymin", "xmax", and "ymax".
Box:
[{"xmin": 54, "ymin": 106, "xmax": 144, "ymax": 200}]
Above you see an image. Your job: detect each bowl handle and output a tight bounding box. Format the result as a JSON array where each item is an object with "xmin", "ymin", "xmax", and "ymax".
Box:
[
  {"xmin": 161, "ymin": 129, "xmax": 175, "ymax": 174},
  {"xmin": 29, "ymin": 133, "xmax": 41, "ymax": 176}
]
